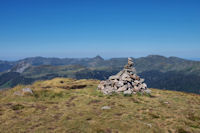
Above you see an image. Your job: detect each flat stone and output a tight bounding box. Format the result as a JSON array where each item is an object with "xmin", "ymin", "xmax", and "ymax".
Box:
[
  {"xmin": 13, "ymin": 91, "xmax": 23, "ymax": 96},
  {"xmin": 144, "ymin": 89, "xmax": 151, "ymax": 94},
  {"xmin": 109, "ymin": 75, "xmax": 120, "ymax": 80},
  {"xmin": 130, "ymin": 74, "xmax": 137, "ymax": 79},
  {"xmin": 141, "ymin": 83, "xmax": 147, "ymax": 89},
  {"xmin": 134, "ymin": 80, "xmax": 140, "ymax": 85},
  {"xmin": 123, "ymin": 89, "xmax": 132, "ymax": 95},
  {"xmin": 133, "ymin": 86, "xmax": 140, "ymax": 92},
  {"xmin": 121, "ymin": 73, "xmax": 130, "ymax": 81},
  {"xmin": 127, "ymin": 82, "xmax": 132, "ymax": 88},
  {"xmin": 22, "ymin": 88, "xmax": 33, "ymax": 95},
  {"xmin": 128, "ymin": 57, "xmax": 134, "ymax": 66},
  {"xmin": 116, "ymin": 81, "xmax": 124, "ymax": 87},
  {"xmin": 117, "ymin": 85, "xmax": 128, "ymax": 92},
  {"xmin": 98, "ymin": 83, "xmax": 104, "ymax": 90},
  {"xmin": 139, "ymin": 78, "xmax": 145, "ymax": 83},
  {"xmin": 101, "ymin": 106, "xmax": 111, "ymax": 110}
]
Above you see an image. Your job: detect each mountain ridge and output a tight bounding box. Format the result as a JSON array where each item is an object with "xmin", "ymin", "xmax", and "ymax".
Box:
[
  {"xmin": 1, "ymin": 55, "xmax": 200, "ymax": 71},
  {"xmin": 1, "ymin": 55, "xmax": 200, "ymax": 94}
]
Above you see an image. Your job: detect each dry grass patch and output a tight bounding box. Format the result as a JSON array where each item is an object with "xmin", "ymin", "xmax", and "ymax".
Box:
[{"xmin": 0, "ymin": 78, "xmax": 200, "ymax": 133}]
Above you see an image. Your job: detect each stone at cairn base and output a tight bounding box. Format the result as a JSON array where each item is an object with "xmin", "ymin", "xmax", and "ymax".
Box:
[{"xmin": 97, "ymin": 58, "xmax": 151, "ymax": 95}]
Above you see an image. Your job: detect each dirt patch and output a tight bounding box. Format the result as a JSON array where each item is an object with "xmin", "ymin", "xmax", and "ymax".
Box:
[
  {"xmin": 53, "ymin": 113, "xmax": 63, "ymax": 120},
  {"xmin": 86, "ymin": 117, "xmax": 92, "ymax": 121},
  {"xmin": 115, "ymin": 113, "xmax": 123, "ymax": 116},
  {"xmin": 66, "ymin": 102, "xmax": 75, "ymax": 107},
  {"xmin": 11, "ymin": 104, "xmax": 24, "ymax": 110},
  {"xmin": 46, "ymin": 101, "xmax": 59, "ymax": 104},
  {"xmin": 61, "ymin": 85, "xmax": 87, "ymax": 89},
  {"xmin": 34, "ymin": 104, "xmax": 47, "ymax": 112},
  {"xmin": 41, "ymin": 86, "xmax": 51, "ymax": 89},
  {"xmin": 88, "ymin": 99, "xmax": 101, "ymax": 105}
]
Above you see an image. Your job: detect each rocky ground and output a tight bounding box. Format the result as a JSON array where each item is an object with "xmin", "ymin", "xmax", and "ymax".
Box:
[{"xmin": 0, "ymin": 78, "xmax": 200, "ymax": 133}]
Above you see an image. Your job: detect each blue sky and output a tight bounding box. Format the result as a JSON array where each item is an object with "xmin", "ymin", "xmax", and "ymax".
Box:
[{"xmin": 0, "ymin": 0, "xmax": 200, "ymax": 60}]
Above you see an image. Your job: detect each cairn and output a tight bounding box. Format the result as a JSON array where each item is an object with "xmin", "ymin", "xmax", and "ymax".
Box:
[{"xmin": 97, "ymin": 58, "xmax": 151, "ymax": 95}]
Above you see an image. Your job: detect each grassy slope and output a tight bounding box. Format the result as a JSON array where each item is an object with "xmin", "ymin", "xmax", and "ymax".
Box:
[
  {"xmin": 0, "ymin": 78, "xmax": 200, "ymax": 133},
  {"xmin": 22, "ymin": 65, "xmax": 86, "ymax": 78}
]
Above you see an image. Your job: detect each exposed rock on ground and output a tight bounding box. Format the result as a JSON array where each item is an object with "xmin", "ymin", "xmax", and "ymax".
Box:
[
  {"xmin": 14, "ymin": 88, "xmax": 33, "ymax": 96},
  {"xmin": 101, "ymin": 106, "xmax": 111, "ymax": 110},
  {"xmin": 9, "ymin": 61, "xmax": 31, "ymax": 73},
  {"xmin": 98, "ymin": 58, "xmax": 151, "ymax": 95}
]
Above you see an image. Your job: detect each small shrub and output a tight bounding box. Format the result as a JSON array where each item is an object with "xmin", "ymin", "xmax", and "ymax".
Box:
[
  {"xmin": 34, "ymin": 90, "xmax": 65, "ymax": 100},
  {"xmin": 176, "ymin": 128, "xmax": 191, "ymax": 133},
  {"xmin": 11, "ymin": 104, "xmax": 24, "ymax": 110},
  {"xmin": 149, "ymin": 113, "xmax": 160, "ymax": 119},
  {"xmin": 187, "ymin": 113, "xmax": 200, "ymax": 121},
  {"xmin": 123, "ymin": 93, "xmax": 132, "ymax": 97},
  {"xmin": 49, "ymin": 92, "xmax": 64, "ymax": 99}
]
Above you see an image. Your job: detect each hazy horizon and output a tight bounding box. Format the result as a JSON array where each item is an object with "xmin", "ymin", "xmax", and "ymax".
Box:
[
  {"xmin": 0, "ymin": 0, "xmax": 200, "ymax": 60},
  {"xmin": 1, "ymin": 54, "xmax": 200, "ymax": 62}
]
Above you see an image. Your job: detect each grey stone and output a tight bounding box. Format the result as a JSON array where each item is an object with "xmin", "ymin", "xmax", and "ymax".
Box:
[
  {"xmin": 13, "ymin": 91, "xmax": 23, "ymax": 96},
  {"xmin": 133, "ymin": 86, "xmax": 140, "ymax": 92},
  {"xmin": 134, "ymin": 80, "xmax": 140, "ymax": 85},
  {"xmin": 123, "ymin": 89, "xmax": 132, "ymax": 95},
  {"xmin": 116, "ymin": 80, "xmax": 124, "ymax": 87},
  {"xmin": 164, "ymin": 101, "xmax": 169, "ymax": 104},
  {"xmin": 144, "ymin": 89, "xmax": 151, "ymax": 94},
  {"xmin": 117, "ymin": 85, "xmax": 128, "ymax": 92},
  {"xmin": 142, "ymin": 83, "xmax": 147, "ymax": 89},
  {"xmin": 101, "ymin": 106, "xmax": 111, "ymax": 110},
  {"xmin": 98, "ymin": 83, "xmax": 104, "ymax": 90},
  {"xmin": 127, "ymin": 82, "xmax": 132, "ymax": 88},
  {"xmin": 109, "ymin": 75, "xmax": 120, "ymax": 80},
  {"xmin": 131, "ymin": 74, "xmax": 137, "ymax": 79},
  {"xmin": 121, "ymin": 73, "xmax": 132, "ymax": 82},
  {"xmin": 128, "ymin": 57, "xmax": 134, "ymax": 66},
  {"xmin": 22, "ymin": 88, "xmax": 33, "ymax": 95},
  {"xmin": 139, "ymin": 78, "xmax": 145, "ymax": 83}
]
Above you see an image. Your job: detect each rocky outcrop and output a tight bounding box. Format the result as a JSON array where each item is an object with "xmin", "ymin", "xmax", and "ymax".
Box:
[
  {"xmin": 14, "ymin": 88, "xmax": 34, "ymax": 96},
  {"xmin": 97, "ymin": 58, "xmax": 151, "ymax": 95},
  {"xmin": 10, "ymin": 61, "xmax": 31, "ymax": 73}
]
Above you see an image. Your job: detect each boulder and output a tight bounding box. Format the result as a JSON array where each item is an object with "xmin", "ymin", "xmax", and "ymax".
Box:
[
  {"xmin": 101, "ymin": 106, "xmax": 111, "ymax": 110},
  {"xmin": 22, "ymin": 88, "xmax": 33, "ymax": 95},
  {"xmin": 14, "ymin": 88, "xmax": 34, "ymax": 96}
]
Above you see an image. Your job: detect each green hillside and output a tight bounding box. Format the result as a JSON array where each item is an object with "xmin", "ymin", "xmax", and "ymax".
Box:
[{"xmin": 0, "ymin": 78, "xmax": 200, "ymax": 133}]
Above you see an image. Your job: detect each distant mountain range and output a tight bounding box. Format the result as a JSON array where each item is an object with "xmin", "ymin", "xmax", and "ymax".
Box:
[{"xmin": 0, "ymin": 55, "xmax": 200, "ymax": 94}]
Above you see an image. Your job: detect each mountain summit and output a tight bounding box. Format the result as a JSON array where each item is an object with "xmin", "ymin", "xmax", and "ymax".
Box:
[{"xmin": 93, "ymin": 55, "xmax": 104, "ymax": 61}]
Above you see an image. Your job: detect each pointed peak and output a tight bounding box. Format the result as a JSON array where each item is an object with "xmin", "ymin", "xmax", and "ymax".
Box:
[{"xmin": 93, "ymin": 55, "xmax": 104, "ymax": 60}]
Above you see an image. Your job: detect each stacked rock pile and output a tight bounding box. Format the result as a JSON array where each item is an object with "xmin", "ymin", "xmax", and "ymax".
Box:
[{"xmin": 97, "ymin": 58, "xmax": 151, "ymax": 95}]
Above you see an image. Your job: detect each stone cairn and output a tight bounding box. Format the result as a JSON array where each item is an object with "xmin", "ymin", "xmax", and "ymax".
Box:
[{"xmin": 98, "ymin": 58, "xmax": 151, "ymax": 95}]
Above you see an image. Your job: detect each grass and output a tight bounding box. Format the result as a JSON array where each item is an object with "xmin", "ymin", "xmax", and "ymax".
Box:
[{"xmin": 0, "ymin": 78, "xmax": 200, "ymax": 133}]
